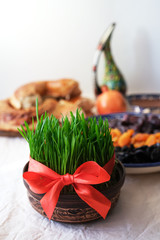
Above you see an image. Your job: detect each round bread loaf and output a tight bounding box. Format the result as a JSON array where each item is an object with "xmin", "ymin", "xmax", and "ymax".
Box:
[{"xmin": 9, "ymin": 79, "xmax": 81, "ymax": 109}]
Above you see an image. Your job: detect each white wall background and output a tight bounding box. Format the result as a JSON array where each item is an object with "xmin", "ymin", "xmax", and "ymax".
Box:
[{"xmin": 0, "ymin": 0, "xmax": 160, "ymax": 100}]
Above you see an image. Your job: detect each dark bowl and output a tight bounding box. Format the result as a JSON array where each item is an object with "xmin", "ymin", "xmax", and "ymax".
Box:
[
  {"xmin": 23, "ymin": 160, "xmax": 125, "ymax": 223},
  {"xmin": 126, "ymin": 94, "xmax": 160, "ymax": 113}
]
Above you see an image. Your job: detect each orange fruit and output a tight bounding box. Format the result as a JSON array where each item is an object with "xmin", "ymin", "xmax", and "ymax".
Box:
[{"xmin": 96, "ymin": 89, "xmax": 127, "ymax": 114}]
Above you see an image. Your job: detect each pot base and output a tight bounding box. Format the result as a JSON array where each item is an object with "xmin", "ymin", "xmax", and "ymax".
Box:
[{"xmin": 28, "ymin": 191, "xmax": 120, "ymax": 223}]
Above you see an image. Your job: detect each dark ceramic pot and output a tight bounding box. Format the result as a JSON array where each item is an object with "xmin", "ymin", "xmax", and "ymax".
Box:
[{"xmin": 23, "ymin": 160, "xmax": 125, "ymax": 223}]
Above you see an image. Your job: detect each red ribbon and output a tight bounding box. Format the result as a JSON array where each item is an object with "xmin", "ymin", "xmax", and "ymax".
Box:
[{"xmin": 23, "ymin": 155, "xmax": 115, "ymax": 220}]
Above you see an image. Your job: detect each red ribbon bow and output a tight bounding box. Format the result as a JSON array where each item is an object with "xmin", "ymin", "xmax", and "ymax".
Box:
[{"xmin": 23, "ymin": 155, "xmax": 115, "ymax": 220}]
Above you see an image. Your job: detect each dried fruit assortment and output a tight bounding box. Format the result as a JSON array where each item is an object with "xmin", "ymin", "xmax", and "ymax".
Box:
[
  {"xmin": 111, "ymin": 129, "xmax": 160, "ymax": 148},
  {"xmin": 108, "ymin": 113, "xmax": 160, "ymax": 164}
]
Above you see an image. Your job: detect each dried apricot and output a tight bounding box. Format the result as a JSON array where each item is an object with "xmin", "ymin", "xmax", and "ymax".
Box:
[
  {"xmin": 131, "ymin": 133, "xmax": 149, "ymax": 144},
  {"xmin": 126, "ymin": 129, "xmax": 135, "ymax": 137},
  {"xmin": 155, "ymin": 132, "xmax": 160, "ymax": 138},
  {"xmin": 110, "ymin": 128, "xmax": 122, "ymax": 137},
  {"xmin": 145, "ymin": 135, "xmax": 156, "ymax": 147},
  {"xmin": 118, "ymin": 132, "xmax": 131, "ymax": 147}
]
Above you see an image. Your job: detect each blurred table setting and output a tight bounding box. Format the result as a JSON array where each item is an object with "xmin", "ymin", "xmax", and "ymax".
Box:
[{"xmin": 1, "ymin": 11, "xmax": 160, "ymax": 239}]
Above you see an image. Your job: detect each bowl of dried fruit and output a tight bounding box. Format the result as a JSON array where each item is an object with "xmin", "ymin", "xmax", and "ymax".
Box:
[{"xmin": 95, "ymin": 112, "xmax": 160, "ymax": 174}]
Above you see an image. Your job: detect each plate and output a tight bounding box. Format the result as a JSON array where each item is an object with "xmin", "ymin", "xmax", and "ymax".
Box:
[
  {"xmin": 127, "ymin": 93, "xmax": 160, "ymax": 113},
  {"xmin": 123, "ymin": 162, "xmax": 160, "ymax": 174},
  {"xmin": 95, "ymin": 112, "xmax": 160, "ymax": 174}
]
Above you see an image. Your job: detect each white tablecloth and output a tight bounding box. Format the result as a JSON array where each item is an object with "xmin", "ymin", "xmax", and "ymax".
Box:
[{"xmin": 0, "ymin": 137, "xmax": 160, "ymax": 240}]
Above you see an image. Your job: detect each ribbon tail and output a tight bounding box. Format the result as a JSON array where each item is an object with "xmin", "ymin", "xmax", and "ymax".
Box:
[
  {"xmin": 103, "ymin": 153, "xmax": 115, "ymax": 175},
  {"xmin": 73, "ymin": 183, "xmax": 111, "ymax": 219},
  {"xmin": 40, "ymin": 180, "xmax": 64, "ymax": 220}
]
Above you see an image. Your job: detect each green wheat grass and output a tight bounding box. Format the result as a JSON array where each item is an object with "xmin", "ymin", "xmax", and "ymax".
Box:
[{"xmin": 18, "ymin": 100, "xmax": 114, "ymax": 175}]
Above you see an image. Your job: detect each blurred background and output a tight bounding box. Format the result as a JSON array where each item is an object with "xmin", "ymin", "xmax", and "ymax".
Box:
[{"xmin": 0, "ymin": 0, "xmax": 160, "ymax": 100}]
